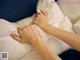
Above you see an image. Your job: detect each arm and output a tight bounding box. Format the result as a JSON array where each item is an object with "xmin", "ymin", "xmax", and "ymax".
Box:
[
  {"xmin": 34, "ymin": 9, "xmax": 80, "ymax": 51},
  {"xmin": 11, "ymin": 26, "xmax": 61, "ymax": 60},
  {"xmin": 31, "ymin": 33, "xmax": 61, "ymax": 60},
  {"xmin": 40, "ymin": 24, "xmax": 80, "ymax": 51}
]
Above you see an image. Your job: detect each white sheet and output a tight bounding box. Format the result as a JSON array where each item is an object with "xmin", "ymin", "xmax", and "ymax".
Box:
[
  {"xmin": 0, "ymin": 19, "xmax": 16, "ymax": 37},
  {"xmin": 0, "ymin": 0, "xmax": 74, "ymax": 60}
]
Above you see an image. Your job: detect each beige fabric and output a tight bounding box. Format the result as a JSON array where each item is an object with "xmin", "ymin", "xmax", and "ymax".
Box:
[{"xmin": 58, "ymin": 0, "xmax": 80, "ymax": 24}]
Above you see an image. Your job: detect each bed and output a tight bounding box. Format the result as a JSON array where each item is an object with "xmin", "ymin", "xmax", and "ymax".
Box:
[{"xmin": 0, "ymin": 0, "xmax": 80, "ymax": 60}]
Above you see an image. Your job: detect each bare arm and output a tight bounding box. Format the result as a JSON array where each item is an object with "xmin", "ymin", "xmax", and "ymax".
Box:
[
  {"xmin": 11, "ymin": 25, "xmax": 61, "ymax": 60},
  {"xmin": 31, "ymin": 33, "xmax": 61, "ymax": 60},
  {"xmin": 34, "ymin": 9, "xmax": 80, "ymax": 51},
  {"xmin": 40, "ymin": 24, "xmax": 80, "ymax": 51}
]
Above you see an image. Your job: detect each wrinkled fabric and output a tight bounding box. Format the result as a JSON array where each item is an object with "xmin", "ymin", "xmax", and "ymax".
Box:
[
  {"xmin": 58, "ymin": 0, "xmax": 80, "ymax": 24},
  {"xmin": 74, "ymin": 19, "xmax": 80, "ymax": 35},
  {"xmin": 0, "ymin": 0, "xmax": 74, "ymax": 60}
]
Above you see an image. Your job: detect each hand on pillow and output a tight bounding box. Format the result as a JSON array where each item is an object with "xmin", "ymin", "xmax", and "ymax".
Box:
[{"xmin": 0, "ymin": 19, "xmax": 32, "ymax": 60}]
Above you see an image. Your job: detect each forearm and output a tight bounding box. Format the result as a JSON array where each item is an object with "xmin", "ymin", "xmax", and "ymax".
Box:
[
  {"xmin": 42, "ymin": 24, "xmax": 80, "ymax": 51},
  {"xmin": 31, "ymin": 37, "xmax": 61, "ymax": 60}
]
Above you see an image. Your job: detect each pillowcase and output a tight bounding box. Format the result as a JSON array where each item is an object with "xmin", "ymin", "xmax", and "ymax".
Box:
[
  {"xmin": 58, "ymin": 0, "xmax": 80, "ymax": 24},
  {"xmin": 0, "ymin": 19, "xmax": 16, "ymax": 37}
]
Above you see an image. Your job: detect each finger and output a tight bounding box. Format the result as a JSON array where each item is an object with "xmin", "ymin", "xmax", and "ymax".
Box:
[
  {"xmin": 21, "ymin": 27, "xmax": 27, "ymax": 31},
  {"xmin": 39, "ymin": 10, "xmax": 44, "ymax": 16},
  {"xmin": 17, "ymin": 27, "xmax": 22, "ymax": 33},
  {"xmin": 24, "ymin": 26, "xmax": 28, "ymax": 28},
  {"xmin": 17, "ymin": 27, "xmax": 21, "ymax": 30},
  {"xmin": 23, "ymin": 26, "xmax": 32, "ymax": 40},
  {"xmin": 37, "ymin": 14, "xmax": 42, "ymax": 19},
  {"xmin": 34, "ymin": 17, "xmax": 38, "ymax": 22},
  {"xmin": 35, "ymin": 17, "xmax": 38, "ymax": 20},
  {"xmin": 10, "ymin": 34, "xmax": 22, "ymax": 42},
  {"xmin": 40, "ymin": 9, "xmax": 48, "ymax": 17},
  {"xmin": 34, "ymin": 18, "xmax": 39, "ymax": 25},
  {"xmin": 17, "ymin": 28, "xmax": 25, "ymax": 38},
  {"xmin": 37, "ymin": 12, "xmax": 40, "ymax": 15},
  {"xmin": 37, "ymin": 13, "xmax": 41, "ymax": 18}
]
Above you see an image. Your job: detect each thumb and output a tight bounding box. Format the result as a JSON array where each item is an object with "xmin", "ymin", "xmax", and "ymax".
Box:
[{"xmin": 10, "ymin": 34, "xmax": 22, "ymax": 43}]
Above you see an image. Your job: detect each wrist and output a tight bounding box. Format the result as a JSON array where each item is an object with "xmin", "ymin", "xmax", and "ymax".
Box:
[
  {"xmin": 39, "ymin": 23, "xmax": 51, "ymax": 29},
  {"xmin": 30, "ymin": 36, "xmax": 42, "ymax": 45},
  {"xmin": 40, "ymin": 23, "xmax": 52, "ymax": 33}
]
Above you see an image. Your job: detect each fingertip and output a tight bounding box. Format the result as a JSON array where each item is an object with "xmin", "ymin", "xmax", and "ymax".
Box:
[
  {"xmin": 10, "ymin": 34, "xmax": 16, "ymax": 37},
  {"xmin": 11, "ymin": 34, "xmax": 21, "ymax": 40},
  {"xmin": 40, "ymin": 9, "xmax": 48, "ymax": 16}
]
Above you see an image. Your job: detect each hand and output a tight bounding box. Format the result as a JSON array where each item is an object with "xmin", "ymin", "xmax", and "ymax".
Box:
[
  {"xmin": 34, "ymin": 9, "xmax": 49, "ymax": 28},
  {"xmin": 10, "ymin": 25, "xmax": 41, "ymax": 44}
]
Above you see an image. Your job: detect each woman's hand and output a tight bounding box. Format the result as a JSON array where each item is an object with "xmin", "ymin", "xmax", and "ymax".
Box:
[
  {"xmin": 34, "ymin": 9, "xmax": 49, "ymax": 28},
  {"xmin": 10, "ymin": 25, "xmax": 41, "ymax": 44}
]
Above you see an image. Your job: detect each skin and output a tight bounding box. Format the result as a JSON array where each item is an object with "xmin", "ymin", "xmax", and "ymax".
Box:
[
  {"xmin": 11, "ymin": 26, "xmax": 61, "ymax": 60},
  {"xmin": 11, "ymin": 9, "xmax": 80, "ymax": 60},
  {"xmin": 34, "ymin": 9, "xmax": 80, "ymax": 52}
]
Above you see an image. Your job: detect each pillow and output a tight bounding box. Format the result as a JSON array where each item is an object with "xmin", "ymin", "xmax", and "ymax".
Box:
[
  {"xmin": 74, "ymin": 19, "xmax": 80, "ymax": 35},
  {"xmin": 58, "ymin": 0, "xmax": 80, "ymax": 24},
  {"xmin": 0, "ymin": 19, "xmax": 32, "ymax": 60},
  {"xmin": 58, "ymin": 0, "xmax": 79, "ymax": 2},
  {"xmin": 0, "ymin": 0, "xmax": 74, "ymax": 60},
  {"xmin": 0, "ymin": 19, "xmax": 16, "ymax": 37}
]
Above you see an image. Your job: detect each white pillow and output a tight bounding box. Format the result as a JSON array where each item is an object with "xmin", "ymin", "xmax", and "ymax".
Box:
[
  {"xmin": 58, "ymin": 0, "xmax": 79, "ymax": 2},
  {"xmin": 0, "ymin": 20, "xmax": 32, "ymax": 60},
  {"xmin": 74, "ymin": 19, "xmax": 80, "ymax": 35},
  {"xmin": 58, "ymin": 0, "xmax": 80, "ymax": 24},
  {"xmin": 0, "ymin": 19, "xmax": 16, "ymax": 37}
]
